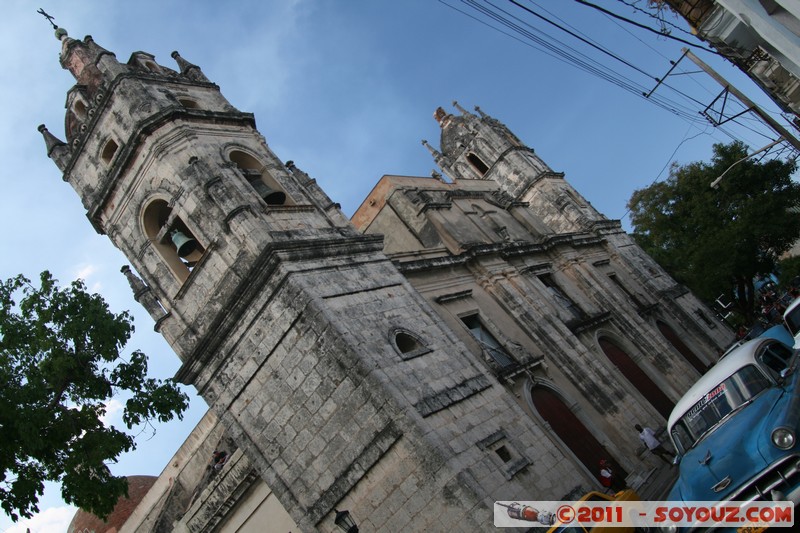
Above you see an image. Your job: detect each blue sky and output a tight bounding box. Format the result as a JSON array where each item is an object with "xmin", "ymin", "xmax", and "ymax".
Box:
[{"xmin": 0, "ymin": 0, "xmax": 793, "ymax": 531}]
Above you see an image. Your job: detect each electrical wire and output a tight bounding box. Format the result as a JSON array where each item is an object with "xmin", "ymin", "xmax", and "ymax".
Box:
[
  {"xmin": 446, "ymin": 0, "xmax": 707, "ymax": 122},
  {"xmin": 573, "ymin": 0, "xmax": 723, "ymax": 55},
  {"xmin": 613, "ymin": 0, "xmax": 698, "ymax": 38},
  {"xmin": 620, "ymin": 124, "xmax": 712, "ymax": 220},
  {"xmin": 440, "ymin": 0, "xmax": 779, "ymax": 145}
]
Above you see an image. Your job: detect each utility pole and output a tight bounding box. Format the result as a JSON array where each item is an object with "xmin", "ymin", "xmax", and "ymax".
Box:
[{"xmin": 684, "ymin": 49, "xmax": 800, "ymax": 153}]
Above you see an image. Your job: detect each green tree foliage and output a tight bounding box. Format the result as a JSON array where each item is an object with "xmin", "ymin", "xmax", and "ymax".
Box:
[
  {"xmin": 0, "ymin": 271, "xmax": 189, "ymax": 521},
  {"xmin": 777, "ymin": 255, "xmax": 800, "ymax": 290},
  {"xmin": 628, "ymin": 141, "xmax": 800, "ymax": 324}
]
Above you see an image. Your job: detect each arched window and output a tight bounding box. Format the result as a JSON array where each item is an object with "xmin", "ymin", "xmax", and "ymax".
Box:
[
  {"xmin": 460, "ymin": 314, "xmax": 516, "ymax": 369},
  {"xmin": 229, "ymin": 150, "xmax": 288, "ymax": 206},
  {"xmin": 143, "ymin": 199, "xmax": 205, "ymax": 282},
  {"xmin": 178, "ymin": 98, "xmax": 199, "ymax": 109},
  {"xmin": 466, "ymin": 152, "xmax": 489, "ymax": 176},
  {"xmin": 73, "ymin": 99, "xmax": 87, "ymax": 120},
  {"xmin": 391, "ymin": 329, "xmax": 430, "ymax": 360},
  {"xmin": 101, "ymin": 139, "xmax": 119, "ymax": 165}
]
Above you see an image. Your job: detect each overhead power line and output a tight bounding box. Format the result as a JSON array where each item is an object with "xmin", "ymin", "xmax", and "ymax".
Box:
[
  {"xmin": 573, "ymin": 0, "xmax": 722, "ymax": 55},
  {"xmin": 613, "ymin": 0, "xmax": 698, "ymax": 38},
  {"xmin": 438, "ymin": 0, "xmax": 780, "ymax": 148},
  {"xmin": 440, "ymin": 0, "xmax": 713, "ymax": 122}
]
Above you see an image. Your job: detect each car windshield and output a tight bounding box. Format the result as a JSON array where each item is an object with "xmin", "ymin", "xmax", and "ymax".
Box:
[
  {"xmin": 671, "ymin": 365, "xmax": 770, "ymax": 453},
  {"xmin": 785, "ymin": 305, "xmax": 800, "ymax": 337}
]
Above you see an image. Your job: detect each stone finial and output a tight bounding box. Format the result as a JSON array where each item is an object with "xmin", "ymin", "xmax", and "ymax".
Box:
[
  {"xmin": 171, "ymin": 51, "xmax": 210, "ymax": 82},
  {"xmin": 121, "ymin": 265, "xmax": 167, "ymax": 321},
  {"xmin": 285, "ymin": 160, "xmax": 312, "ymax": 184},
  {"xmin": 433, "ymin": 107, "xmax": 448, "ymax": 125},
  {"xmin": 452, "ymin": 101, "xmax": 470, "ymax": 115},
  {"xmin": 421, "ymin": 139, "xmax": 440, "ymax": 157},
  {"xmin": 474, "ymin": 106, "xmax": 488, "ymax": 118},
  {"xmin": 431, "ymin": 170, "xmax": 445, "ymax": 183},
  {"xmin": 422, "ymin": 140, "xmax": 448, "ymax": 170},
  {"xmin": 121, "ymin": 265, "xmax": 147, "ymax": 294},
  {"xmin": 38, "ymin": 124, "xmax": 65, "ymax": 153},
  {"xmin": 37, "ymin": 124, "xmax": 71, "ymax": 172}
]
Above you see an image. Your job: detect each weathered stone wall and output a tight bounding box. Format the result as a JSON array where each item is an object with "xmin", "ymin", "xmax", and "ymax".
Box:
[{"xmin": 171, "ymin": 236, "xmax": 584, "ymax": 531}]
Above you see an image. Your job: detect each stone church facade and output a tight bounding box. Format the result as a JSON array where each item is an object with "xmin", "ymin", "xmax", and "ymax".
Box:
[{"xmin": 41, "ymin": 28, "xmax": 731, "ymax": 533}]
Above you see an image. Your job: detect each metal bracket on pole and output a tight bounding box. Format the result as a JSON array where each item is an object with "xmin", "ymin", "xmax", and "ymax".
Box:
[
  {"xmin": 702, "ymin": 87, "xmax": 752, "ymax": 126},
  {"xmin": 644, "ymin": 49, "xmax": 691, "ymax": 99},
  {"xmin": 684, "ymin": 49, "xmax": 800, "ymax": 153}
]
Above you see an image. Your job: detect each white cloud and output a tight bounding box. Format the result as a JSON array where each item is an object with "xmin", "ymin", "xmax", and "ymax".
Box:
[
  {"xmin": 71, "ymin": 263, "xmax": 105, "ymax": 293},
  {"xmin": 3, "ymin": 505, "xmax": 76, "ymax": 533},
  {"xmin": 100, "ymin": 399, "xmax": 125, "ymax": 427},
  {"xmin": 73, "ymin": 263, "xmax": 98, "ymax": 282}
]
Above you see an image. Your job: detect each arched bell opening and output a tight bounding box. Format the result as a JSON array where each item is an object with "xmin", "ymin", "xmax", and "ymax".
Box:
[
  {"xmin": 466, "ymin": 152, "xmax": 489, "ymax": 176},
  {"xmin": 143, "ymin": 199, "xmax": 205, "ymax": 282},
  {"xmin": 229, "ymin": 149, "xmax": 290, "ymax": 206},
  {"xmin": 73, "ymin": 98, "xmax": 88, "ymax": 120},
  {"xmin": 101, "ymin": 138, "xmax": 119, "ymax": 165},
  {"xmin": 178, "ymin": 98, "xmax": 199, "ymax": 109}
]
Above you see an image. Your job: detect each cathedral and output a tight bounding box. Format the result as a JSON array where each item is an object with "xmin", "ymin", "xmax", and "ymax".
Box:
[{"xmin": 40, "ymin": 27, "xmax": 732, "ymax": 533}]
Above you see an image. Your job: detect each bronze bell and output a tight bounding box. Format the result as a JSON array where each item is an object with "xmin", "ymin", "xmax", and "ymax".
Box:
[
  {"xmin": 171, "ymin": 230, "xmax": 198, "ymax": 258},
  {"xmin": 251, "ymin": 180, "xmax": 286, "ymax": 205}
]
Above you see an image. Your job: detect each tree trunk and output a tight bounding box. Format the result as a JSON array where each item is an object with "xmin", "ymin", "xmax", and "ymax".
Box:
[{"xmin": 733, "ymin": 276, "xmax": 757, "ymax": 325}]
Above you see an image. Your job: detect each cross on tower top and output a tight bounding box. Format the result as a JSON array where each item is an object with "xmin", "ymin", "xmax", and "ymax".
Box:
[{"xmin": 37, "ymin": 8, "xmax": 57, "ymax": 30}]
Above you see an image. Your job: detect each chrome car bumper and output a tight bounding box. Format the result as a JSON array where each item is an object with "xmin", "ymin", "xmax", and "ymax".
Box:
[{"xmin": 726, "ymin": 454, "xmax": 800, "ymax": 505}]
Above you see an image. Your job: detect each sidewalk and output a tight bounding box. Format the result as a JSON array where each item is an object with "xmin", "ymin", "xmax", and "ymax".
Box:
[{"xmin": 634, "ymin": 463, "xmax": 679, "ymax": 500}]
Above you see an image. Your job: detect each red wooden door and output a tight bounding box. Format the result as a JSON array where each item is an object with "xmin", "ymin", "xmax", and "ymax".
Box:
[
  {"xmin": 531, "ymin": 386, "xmax": 627, "ymax": 482},
  {"xmin": 657, "ymin": 321, "xmax": 707, "ymax": 373},
  {"xmin": 598, "ymin": 337, "xmax": 674, "ymax": 418}
]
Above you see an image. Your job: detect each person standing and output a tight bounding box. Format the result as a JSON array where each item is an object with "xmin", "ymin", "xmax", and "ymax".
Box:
[
  {"xmin": 598, "ymin": 458, "xmax": 626, "ymax": 493},
  {"xmin": 636, "ymin": 424, "xmax": 674, "ymax": 464}
]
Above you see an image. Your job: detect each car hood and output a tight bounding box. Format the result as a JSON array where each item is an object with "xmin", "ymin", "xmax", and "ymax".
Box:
[{"xmin": 668, "ymin": 387, "xmax": 786, "ymax": 502}]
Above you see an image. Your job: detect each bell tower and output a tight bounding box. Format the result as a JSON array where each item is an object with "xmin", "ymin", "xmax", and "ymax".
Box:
[
  {"xmin": 425, "ymin": 102, "xmax": 606, "ymax": 234},
  {"xmin": 41, "ymin": 29, "xmax": 586, "ymax": 531}
]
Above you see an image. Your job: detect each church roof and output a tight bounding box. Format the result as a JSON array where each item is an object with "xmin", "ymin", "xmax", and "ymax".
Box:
[{"xmin": 66, "ymin": 475, "xmax": 157, "ymax": 533}]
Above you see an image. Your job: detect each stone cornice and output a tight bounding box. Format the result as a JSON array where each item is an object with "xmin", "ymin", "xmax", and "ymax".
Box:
[
  {"xmin": 434, "ymin": 289, "xmax": 473, "ymax": 304},
  {"xmin": 590, "ymin": 219, "xmax": 624, "ymax": 233},
  {"xmin": 414, "ymin": 375, "xmax": 492, "ymax": 417},
  {"xmin": 658, "ymin": 284, "xmax": 691, "ymax": 300},
  {"xmin": 394, "ymin": 232, "xmax": 606, "ymax": 273},
  {"xmin": 567, "ymin": 310, "xmax": 612, "ymax": 334}
]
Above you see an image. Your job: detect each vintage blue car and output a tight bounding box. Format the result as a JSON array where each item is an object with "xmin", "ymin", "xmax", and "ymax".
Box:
[{"xmin": 667, "ymin": 336, "xmax": 800, "ymax": 508}]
